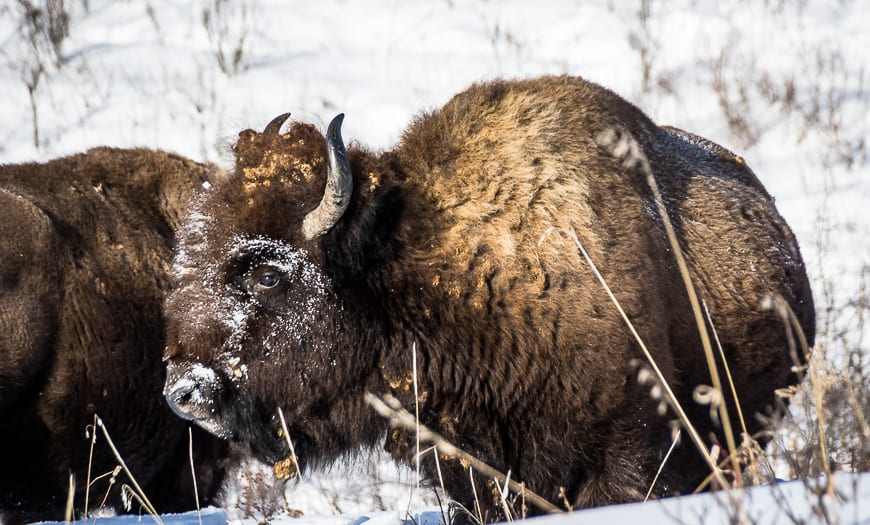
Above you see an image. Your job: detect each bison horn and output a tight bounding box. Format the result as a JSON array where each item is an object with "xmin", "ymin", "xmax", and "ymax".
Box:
[
  {"xmin": 263, "ymin": 112, "xmax": 291, "ymax": 136},
  {"xmin": 302, "ymin": 114, "xmax": 353, "ymax": 239}
]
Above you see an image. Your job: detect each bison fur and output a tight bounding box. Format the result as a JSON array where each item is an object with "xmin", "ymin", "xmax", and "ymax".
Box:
[
  {"xmin": 163, "ymin": 75, "xmax": 815, "ymax": 521},
  {"xmin": 0, "ymin": 148, "xmax": 231, "ymax": 523}
]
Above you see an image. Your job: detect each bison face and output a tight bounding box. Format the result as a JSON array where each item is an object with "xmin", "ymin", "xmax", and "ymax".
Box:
[
  {"xmin": 164, "ymin": 235, "xmax": 342, "ymax": 463},
  {"xmin": 163, "ymin": 114, "xmax": 379, "ymax": 469}
]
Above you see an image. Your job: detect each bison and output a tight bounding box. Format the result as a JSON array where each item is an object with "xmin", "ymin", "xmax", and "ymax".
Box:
[
  {"xmin": 0, "ymin": 148, "xmax": 230, "ymax": 524},
  {"xmin": 163, "ymin": 75, "xmax": 814, "ymax": 521}
]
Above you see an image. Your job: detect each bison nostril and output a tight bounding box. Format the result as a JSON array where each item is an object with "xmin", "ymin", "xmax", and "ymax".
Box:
[
  {"xmin": 163, "ymin": 363, "xmax": 233, "ymax": 439},
  {"xmin": 164, "ymin": 363, "xmax": 221, "ymax": 422}
]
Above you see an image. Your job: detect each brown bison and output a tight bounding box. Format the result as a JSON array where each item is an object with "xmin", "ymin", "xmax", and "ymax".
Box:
[
  {"xmin": 0, "ymin": 148, "xmax": 230, "ymax": 524},
  {"xmin": 163, "ymin": 75, "xmax": 814, "ymax": 521}
]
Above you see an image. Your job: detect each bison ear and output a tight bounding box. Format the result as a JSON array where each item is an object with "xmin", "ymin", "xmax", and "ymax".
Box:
[{"xmin": 322, "ymin": 184, "xmax": 404, "ymax": 282}]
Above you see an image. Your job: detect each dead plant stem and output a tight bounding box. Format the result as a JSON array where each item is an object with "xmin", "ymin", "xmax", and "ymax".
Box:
[
  {"xmin": 85, "ymin": 414, "xmax": 97, "ymax": 517},
  {"xmin": 704, "ymin": 300, "xmax": 749, "ymax": 436},
  {"xmin": 365, "ymin": 392, "xmax": 561, "ymax": 514},
  {"xmin": 276, "ymin": 408, "xmax": 301, "ymax": 479},
  {"xmin": 95, "ymin": 415, "xmax": 163, "ymax": 523},
  {"xmin": 630, "ymin": 133, "xmax": 742, "ymax": 485},
  {"xmin": 550, "ymin": 226, "xmax": 729, "ymax": 489},
  {"xmin": 645, "ymin": 429, "xmax": 681, "ymax": 502},
  {"xmin": 188, "ymin": 428, "xmax": 203, "ymax": 525},
  {"xmin": 469, "ymin": 467, "xmax": 483, "ymax": 524},
  {"xmin": 65, "ymin": 474, "xmax": 74, "ymax": 523}
]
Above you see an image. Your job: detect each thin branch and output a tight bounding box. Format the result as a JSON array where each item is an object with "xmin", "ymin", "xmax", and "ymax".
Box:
[
  {"xmin": 704, "ymin": 300, "xmax": 749, "ymax": 436},
  {"xmin": 597, "ymin": 127, "xmax": 740, "ymax": 485},
  {"xmin": 277, "ymin": 407, "xmax": 301, "ymax": 479},
  {"xmin": 365, "ymin": 392, "xmax": 562, "ymax": 515},
  {"xmin": 542, "ymin": 226, "xmax": 729, "ymax": 490},
  {"xmin": 645, "ymin": 429, "xmax": 681, "ymax": 502},
  {"xmin": 188, "ymin": 428, "xmax": 203, "ymax": 525},
  {"xmin": 95, "ymin": 416, "xmax": 163, "ymax": 524},
  {"xmin": 65, "ymin": 474, "xmax": 75, "ymax": 524}
]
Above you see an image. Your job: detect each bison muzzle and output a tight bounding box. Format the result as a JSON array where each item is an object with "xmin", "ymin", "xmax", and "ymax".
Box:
[{"xmin": 163, "ymin": 75, "xmax": 814, "ymax": 521}]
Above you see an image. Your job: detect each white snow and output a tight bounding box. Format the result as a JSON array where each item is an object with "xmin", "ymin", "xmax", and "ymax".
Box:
[
  {"xmin": 33, "ymin": 507, "xmax": 227, "ymax": 525},
  {"xmin": 31, "ymin": 474, "xmax": 870, "ymax": 525},
  {"xmin": 2, "ymin": 0, "xmax": 868, "ymax": 523},
  {"xmin": 532, "ymin": 474, "xmax": 870, "ymax": 525}
]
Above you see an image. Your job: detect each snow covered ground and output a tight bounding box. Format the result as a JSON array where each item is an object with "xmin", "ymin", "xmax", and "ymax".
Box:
[
  {"xmin": 33, "ymin": 473, "xmax": 870, "ymax": 525},
  {"xmin": 2, "ymin": 0, "xmax": 868, "ymax": 523}
]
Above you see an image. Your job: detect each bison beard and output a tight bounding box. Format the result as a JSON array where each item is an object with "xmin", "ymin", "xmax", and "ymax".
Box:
[{"xmin": 163, "ymin": 75, "xmax": 814, "ymax": 522}]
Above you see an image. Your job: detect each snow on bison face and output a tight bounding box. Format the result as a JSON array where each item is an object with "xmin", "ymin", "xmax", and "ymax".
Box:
[{"xmin": 162, "ymin": 115, "xmax": 383, "ymax": 473}]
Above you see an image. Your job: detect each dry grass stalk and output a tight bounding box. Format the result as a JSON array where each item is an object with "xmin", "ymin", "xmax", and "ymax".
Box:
[
  {"xmin": 276, "ymin": 407, "xmax": 301, "ymax": 479},
  {"xmin": 188, "ymin": 428, "xmax": 203, "ymax": 525},
  {"xmin": 365, "ymin": 392, "xmax": 561, "ymax": 514},
  {"xmin": 64, "ymin": 474, "xmax": 74, "ymax": 523},
  {"xmin": 95, "ymin": 415, "xmax": 163, "ymax": 523},
  {"xmin": 704, "ymin": 301, "xmax": 749, "ymax": 437},
  {"xmin": 842, "ymin": 376, "xmax": 870, "ymax": 441},
  {"xmin": 542, "ymin": 225, "xmax": 728, "ymax": 490},
  {"xmin": 596, "ymin": 127, "xmax": 743, "ymax": 485},
  {"xmin": 558, "ymin": 487, "xmax": 573, "ymax": 512},
  {"xmin": 495, "ymin": 470, "xmax": 515, "ymax": 521},
  {"xmin": 762, "ymin": 293, "xmax": 832, "ymax": 488},
  {"xmin": 761, "ymin": 294, "xmax": 812, "ymax": 377},
  {"xmin": 469, "ymin": 467, "xmax": 484, "ymax": 524},
  {"xmin": 96, "ymin": 466, "xmax": 123, "ymax": 513},
  {"xmin": 413, "ymin": 343, "xmax": 421, "ymax": 486},
  {"xmin": 809, "ymin": 365, "xmax": 834, "ymax": 493},
  {"xmin": 403, "ymin": 343, "xmax": 424, "ymax": 522},
  {"xmin": 84, "ymin": 414, "xmax": 98, "ymax": 517},
  {"xmin": 645, "ymin": 429, "xmax": 681, "ymax": 502},
  {"xmin": 424, "ymin": 445, "xmax": 451, "ymax": 525}
]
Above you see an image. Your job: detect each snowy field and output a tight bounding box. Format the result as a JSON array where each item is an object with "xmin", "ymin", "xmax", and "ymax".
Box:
[
  {"xmin": 2, "ymin": 0, "xmax": 869, "ymax": 523},
  {"xmin": 33, "ymin": 474, "xmax": 870, "ymax": 525}
]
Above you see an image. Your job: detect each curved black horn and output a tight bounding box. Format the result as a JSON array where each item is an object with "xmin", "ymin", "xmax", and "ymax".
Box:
[
  {"xmin": 263, "ymin": 112, "xmax": 291, "ymax": 136},
  {"xmin": 301, "ymin": 114, "xmax": 353, "ymax": 239}
]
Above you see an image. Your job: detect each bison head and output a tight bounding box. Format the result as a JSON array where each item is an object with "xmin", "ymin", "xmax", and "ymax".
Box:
[{"xmin": 163, "ymin": 114, "xmax": 388, "ymax": 472}]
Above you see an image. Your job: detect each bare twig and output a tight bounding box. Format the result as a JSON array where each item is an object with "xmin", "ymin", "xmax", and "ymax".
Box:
[
  {"xmin": 597, "ymin": 127, "xmax": 741, "ymax": 485},
  {"xmin": 276, "ymin": 407, "xmax": 301, "ymax": 479},
  {"xmin": 84, "ymin": 414, "xmax": 97, "ymax": 517},
  {"xmin": 541, "ymin": 225, "xmax": 729, "ymax": 490},
  {"xmin": 65, "ymin": 474, "xmax": 75, "ymax": 523},
  {"xmin": 645, "ymin": 429, "xmax": 681, "ymax": 502},
  {"xmin": 95, "ymin": 415, "xmax": 163, "ymax": 523},
  {"xmin": 188, "ymin": 428, "xmax": 203, "ymax": 525},
  {"xmin": 365, "ymin": 392, "xmax": 562, "ymax": 514}
]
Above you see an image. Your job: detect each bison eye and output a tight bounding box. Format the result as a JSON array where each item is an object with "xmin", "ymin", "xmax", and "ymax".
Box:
[
  {"xmin": 255, "ymin": 271, "xmax": 281, "ymax": 289},
  {"xmin": 243, "ymin": 267, "xmax": 284, "ymax": 294}
]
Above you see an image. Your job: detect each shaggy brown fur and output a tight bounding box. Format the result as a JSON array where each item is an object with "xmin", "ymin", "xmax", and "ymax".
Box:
[
  {"xmin": 163, "ymin": 75, "xmax": 814, "ymax": 521},
  {"xmin": 0, "ymin": 148, "xmax": 231, "ymax": 524}
]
